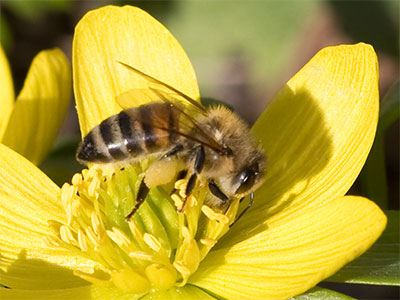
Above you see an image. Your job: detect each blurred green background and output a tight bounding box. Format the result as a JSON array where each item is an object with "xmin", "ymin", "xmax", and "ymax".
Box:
[{"xmin": 0, "ymin": 1, "xmax": 398, "ymax": 299}]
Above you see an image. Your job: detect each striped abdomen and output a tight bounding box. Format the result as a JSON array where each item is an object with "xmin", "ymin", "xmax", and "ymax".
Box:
[{"xmin": 76, "ymin": 102, "xmax": 180, "ymax": 164}]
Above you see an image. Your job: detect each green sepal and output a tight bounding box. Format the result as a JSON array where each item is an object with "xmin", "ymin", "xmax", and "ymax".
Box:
[{"xmin": 290, "ymin": 287, "xmax": 355, "ymax": 300}]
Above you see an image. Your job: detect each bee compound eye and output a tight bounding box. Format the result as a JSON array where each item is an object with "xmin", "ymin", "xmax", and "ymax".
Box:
[{"xmin": 235, "ymin": 169, "xmax": 257, "ymax": 194}]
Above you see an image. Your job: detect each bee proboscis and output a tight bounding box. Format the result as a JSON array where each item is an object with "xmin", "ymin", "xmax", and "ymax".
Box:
[{"xmin": 76, "ymin": 62, "xmax": 267, "ymax": 225}]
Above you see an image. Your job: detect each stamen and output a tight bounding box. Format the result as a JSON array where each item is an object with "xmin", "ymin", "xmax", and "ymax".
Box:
[
  {"xmin": 200, "ymin": 238, "xmax": 217, "ymax": 247},
  {"xmin": 170, "ymin": 193, "xmax": 183, "ymax": 208},
  {"xmin": 143, "ymin": 233, "xmax": 162, "ymax": 252},
  {"xmin": 106, "ymin": 228, "xmax": 131, "ymax": 251},
  {"xmin": 201, "ymin": 205, "xmax": 230, "ymax": 224},
  {"xmin": 74, "ymin": 269, "xmax": 112, "ymax": 287},
  {"xmin": 43, "ymin": 235, "xmax": 59, "ymax": 247},
  {"xmin": 78, "ymin": 229, "xmax": 89, "ymax": 252},
  {"xmin": 129, "ymin": 251, "xmax": 155, "ymax": 262},
  {"xmin": 91, "ymin": 212, "xmax": 105, "ymax": 235},
  {"xmin": 48, "ymin": 165, "xmax": 240, "ymax": 294},
  {"xmin": 85, "ymin": 226, "xmax": 101, "ymax": 247},
  {"xmin": 110, "ymin": 269, "xmax": 150, "ymax": 293},
  {"xmin": 72, "ymin": 173, "xmax": 82, "ymax": 185},
  {"xmin": 60, "ymin": 225, "xmax": 77, "ymax": 245}
]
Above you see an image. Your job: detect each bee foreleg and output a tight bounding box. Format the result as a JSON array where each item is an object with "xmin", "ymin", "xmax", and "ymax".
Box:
[
  {"xmin": 208, "ymin": 180, "xmax": 228, "ymax": 202},
  {"xmin": 229, "ymin": 192, "xmax": 254, "ymax": 228},
  {"xmin": 126, "ymin": 179, "xmax": 149, "ymax": 221}
]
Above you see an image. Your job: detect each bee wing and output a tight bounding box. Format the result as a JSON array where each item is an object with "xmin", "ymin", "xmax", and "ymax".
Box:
[
  {"xmin": 116, "ymin": 88, "xmax": 161, "ymax": 109},
  {"xmin": 115, "ymin": 62, "xmax": 227, "ymax": 154},
  {"xmin": 117, "ymin": 61, "xmax": 206, "ymax": 112},
  {"xmin": 116, "ymin": 88, "xmax": 225, "ymax": 153}
]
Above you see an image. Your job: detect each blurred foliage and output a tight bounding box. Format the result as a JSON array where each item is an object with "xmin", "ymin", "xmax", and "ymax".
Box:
[
  {"xmin": 39, "ymin": 138, "xmax": 83, "ymax": 187},
  {"xmin": 379, "ymin": 82, "xmax": 400, "ymax": 133},
  {"xmin": 328, "ymin": 0, "xmax": 399, "ymax": 58},
  {"xmin": 0, "ymin": 0, "xmax": 72, "ymax": 50},
  {"xmin": 292, "ymin": 287, "xmax": 355, "ymax": 300},
  {"xmin": 0, "ymin": 14, "xmax": 11, "ymax": 50},
  {"xmin": 0, "ymin": 1, "xmax": 399, "ymax": 298},
  {"xmin": 201, "ymin": 97, "xmax": 233, "ymax": 111},
  {"xmin": 4, "ymin": 0, "xmax": 71, "ymax": 21},
  {"xmin": 131, "ymin": 0, "xmax": 319, "ymax": 93},
  {"xmin": 360, "ymin": 82, "xmax": 399, "ymax": 208}
]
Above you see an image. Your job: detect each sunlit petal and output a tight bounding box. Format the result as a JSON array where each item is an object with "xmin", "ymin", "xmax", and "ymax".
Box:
[
  {"xmin": 141, "ymin": 285, "xmax": 216, "ymax": 300},
  {"xmin": 246, "ymin": 43, "xmax": 378, "ymax": 225},
  {"xmin": 189, "ymin": 43, "xmax": 382, "ymax": 300},
  {"xmin": 0, "ymin": 286, "xmax": 91, "ymax": 300},
  {"xmin": 0, "ymin": 284, "xmax": 142, "ymax": 300},
  {"xmin": 0, "ymin": 45, "xmax": 14, "ymax": 138},
  {"xmin": 1, "ymin": 48, "xmax": 71, "ymax": 165},
  {"xmin": 73, "ymin": 5, "xmax": 199, "ymax": 137},
  {"xmin": 191, "ymin": 196, "xmax": 386, "ymax": 299},
  {"xmin": 0, "ymin": 144, "xmax": 94, "ymax": 289}
]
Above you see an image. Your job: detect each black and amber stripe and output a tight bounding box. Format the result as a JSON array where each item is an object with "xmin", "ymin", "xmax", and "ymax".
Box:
[
  {"xmin": 118, "ymin": 110, "xmax": 144, "ymax": 156},
  {"xmin": 76, "ymin": 102, "xmax": 181, "ymax": 164}
]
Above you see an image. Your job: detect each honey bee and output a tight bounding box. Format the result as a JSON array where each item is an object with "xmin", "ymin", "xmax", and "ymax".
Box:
[{"xmin": 76, "ymin": 62, "xmax": 266, "ymax": 224}]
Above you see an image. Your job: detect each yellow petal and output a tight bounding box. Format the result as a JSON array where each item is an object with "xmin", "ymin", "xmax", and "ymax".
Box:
[
  {"xmin": 0, "ymin": 286, "xmax": 91, "ymax": 300},
  {"xmin": 0, "ymin": 45, "xmax": 14, "ymax": 137},
  {"xmin": 190, "ymin": 43, "xmax": 382, "ymax": 299},
  {"xmin": 141, "ymin": 285, "xmax": 216, "ymax": 300},
  {"xmin": 0, "ymin": 285, "xmax": 160, "ymax": 300},
  {"xmin": 0, "ymin": 285, "xmax": 140, "ymax": 300},
  {"xmin": 0, "ymin": 144, "xmax": 94, "ymax": 289},
  {"xmin": 191, "ymin": 196, "xmax": 386, "ymax": 299},
  {"xmin": 73, "ymin": 5, "xmax": 199, "ymax": 137},
  {"xmin": 1, "ymin": 48, "xmax": 72, "ymax": 165},
  {"xmin": 252, "ymin": 43, "xmax": 379, "ymax": 217}
]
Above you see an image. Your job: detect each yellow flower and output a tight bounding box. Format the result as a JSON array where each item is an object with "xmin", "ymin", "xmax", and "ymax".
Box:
[
  {"xmin": 0, "ymin": 45, "xmax": 71, "ymax": 165},
  {"xmin": 0, "ymin": 5, "xmax": 386, "ymax": 300}
]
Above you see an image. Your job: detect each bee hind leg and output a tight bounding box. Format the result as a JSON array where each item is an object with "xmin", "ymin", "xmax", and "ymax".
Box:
[
  {"xmin": 160, "ymin": 144, "xmax": 183, "ymax": 159},
  {"xmin": 125, "ymin": 178, "xmax": 149, "ymax": 221}
]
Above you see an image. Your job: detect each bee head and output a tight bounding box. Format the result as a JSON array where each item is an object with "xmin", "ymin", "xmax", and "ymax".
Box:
[
  {"xmin": 233, "ymin": 149, "xmax": 266, "ymax": 197},
  {"xmin": 217, "ymin": 148, "xmax": 266, "ymax": 199}
]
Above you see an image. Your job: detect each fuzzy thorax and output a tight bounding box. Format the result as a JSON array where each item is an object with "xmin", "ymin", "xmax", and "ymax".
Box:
[{"xmin": 45, "ymin": 165, "xmax": 240, "ymax": 295}]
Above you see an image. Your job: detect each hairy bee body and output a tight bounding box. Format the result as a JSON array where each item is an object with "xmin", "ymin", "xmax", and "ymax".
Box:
[
  {"xmin": 77, "ymin": 102, "xmax": 266, "ymax": 210},
  {"xmin": 77, "ymin": 102, "xmax": 181, "ymax": 165},
  {"xmin": 76, "ymin": 63, "xmax": 266, "ymax": 219}
]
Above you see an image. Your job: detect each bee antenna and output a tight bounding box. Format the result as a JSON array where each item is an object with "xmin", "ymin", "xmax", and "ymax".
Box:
[{"xmin": 229, "ymin": 192, "xmax": 254, "ymax": 228}]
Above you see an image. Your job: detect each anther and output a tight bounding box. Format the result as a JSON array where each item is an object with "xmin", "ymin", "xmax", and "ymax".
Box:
[
  {"xmin": 143, "ymin": 233, "xmax": 162, "ymax": 252},
  {"xmin": 78, "ymin": 229, "xmax": 89, "ymax": 252},
  {"xmin": 201, "ymin": 205, "xmax": 229, "ymax": 224}
]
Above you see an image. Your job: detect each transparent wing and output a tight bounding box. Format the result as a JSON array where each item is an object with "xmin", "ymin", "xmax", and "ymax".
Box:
[
  {"xmin": 115, "ymin": 62, "xmax": 227, "ymax": 154},
  {"xmin": 117, "ymin": 61, "xmax": 206, "ymax": 112}
]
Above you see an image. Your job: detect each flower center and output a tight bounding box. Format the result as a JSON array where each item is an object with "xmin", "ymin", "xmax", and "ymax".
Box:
[{"xmin": 45, "ymin": 164, "xmax": 240, "ymax": 294}]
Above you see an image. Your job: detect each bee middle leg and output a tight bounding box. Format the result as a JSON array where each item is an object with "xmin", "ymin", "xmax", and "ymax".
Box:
[{"xmin": 178, "ymin": 145, "xmax": 205, "ymax": 212}]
